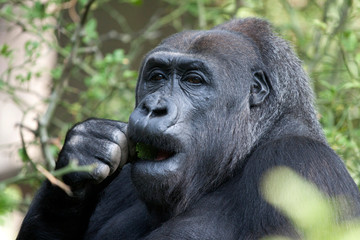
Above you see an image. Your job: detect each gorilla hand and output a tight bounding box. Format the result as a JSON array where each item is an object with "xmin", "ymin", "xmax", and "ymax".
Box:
[{"xmin": 56, "ymin": 119, "xmax": 130, "ymax": 195}]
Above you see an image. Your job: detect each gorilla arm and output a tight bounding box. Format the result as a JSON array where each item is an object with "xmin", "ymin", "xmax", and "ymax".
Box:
[{"xmin": 17, "ymin": 119, "xmax": 131, "ymax": 240}]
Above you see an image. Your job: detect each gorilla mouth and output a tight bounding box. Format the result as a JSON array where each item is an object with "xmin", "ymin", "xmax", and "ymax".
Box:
[{"xmin": 135, "ymin": 142, "xmax": 176, "ymax": 161}]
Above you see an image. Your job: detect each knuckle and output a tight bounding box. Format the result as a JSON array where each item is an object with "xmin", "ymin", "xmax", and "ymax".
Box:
[
  {"xmin": 116, "ymin": 121, "xmax": 128, "ymax": 132},
  {"xmin": 72, "ymin": 123, "xmax": 87, "ymax": 132},
  {"xmin": 71, "ymin": 118, "xmax": 99, "ymax": 133},
  {"xmin": 112, "ymin": 129, "xmax": 127, "ymax": 144},
  {"xmin": 85, "ymin": 118, "xmax": 99, "ymax": 126},
  {"xmin": 109, "ymin": 143, "xmax": 121, "ymax": 163},
  {"xmin": 67, "ymin": 134, "xmax": 84, "ymax": 147}
]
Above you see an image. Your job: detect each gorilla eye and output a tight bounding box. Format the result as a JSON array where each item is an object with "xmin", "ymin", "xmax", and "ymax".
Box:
[
  {"xmin": 184, "ymin": 75, "xmax": 203, "ymax": 85},
  {"xmin": 150, "ymin": 73, "xmax": 166, "ymax": 82}
]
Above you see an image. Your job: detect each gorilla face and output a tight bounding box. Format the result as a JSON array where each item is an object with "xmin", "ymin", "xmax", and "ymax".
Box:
[
  {"xmin": 129, "ymin": 51, "xmax": 215, "ymax": 173},
  {"xmin": 128, "ymin": 50, "xmax": 218, "ymax": 209},
  {"xmin": 127, "ymin": 30, "xmax": 269, "ymax": 213}
]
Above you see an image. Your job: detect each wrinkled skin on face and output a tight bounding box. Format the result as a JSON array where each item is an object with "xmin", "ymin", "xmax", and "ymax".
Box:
[{"xmin": 127, "ymin": 30, "xmax": 270, "ymax": 214}]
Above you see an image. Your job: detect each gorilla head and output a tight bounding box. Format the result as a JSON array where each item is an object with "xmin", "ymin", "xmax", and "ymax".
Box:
[{"xmin": 127, "ymin": 18, "xmax": 324, "ymax": 217}]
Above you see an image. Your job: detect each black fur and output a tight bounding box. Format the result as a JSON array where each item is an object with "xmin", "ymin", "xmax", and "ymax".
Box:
[{"xmin": 18, "ymin": 18, "xmax": 360, "ymax": 240}]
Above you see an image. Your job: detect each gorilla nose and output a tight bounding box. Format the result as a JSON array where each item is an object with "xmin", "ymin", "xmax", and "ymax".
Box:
[
  {"xmin": 141, "ymin": 97, "xmax": 168, "ymax": 118},
  {"xmin": 128, "ymin": 95, "xmax": 178, "ymax": 136}
]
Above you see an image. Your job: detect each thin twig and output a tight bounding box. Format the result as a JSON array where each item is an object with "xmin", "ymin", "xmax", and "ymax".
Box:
[
  {"xmin": 38, "ymin": 0, "xmax": 96, "ymax": 170},
  {"xmin": 17, "ymin": 123, "xmax": 37, "ymax": 171},
  {"xmin": 0, "ymin": 163, "xmax": 94, "ymax": 191},
  {"xmin": 36, "ymin": 165, "xmax": 73, "ymax": 196}
]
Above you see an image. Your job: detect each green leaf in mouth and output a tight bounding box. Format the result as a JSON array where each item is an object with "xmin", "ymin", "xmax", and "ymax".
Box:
[{"xmin": 136, "ymin": 142, "xmax": 158, "ymax": 160}]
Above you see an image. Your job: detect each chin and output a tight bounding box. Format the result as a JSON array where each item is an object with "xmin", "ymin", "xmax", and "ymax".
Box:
[{"xmin": 130, "ymin": 154, "xmax": 187, "ymax": 210}]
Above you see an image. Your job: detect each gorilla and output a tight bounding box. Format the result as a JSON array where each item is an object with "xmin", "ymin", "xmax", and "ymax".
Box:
[{"xmin": 18, "ymin": 18, "xmax": 360, "ymax": 239}]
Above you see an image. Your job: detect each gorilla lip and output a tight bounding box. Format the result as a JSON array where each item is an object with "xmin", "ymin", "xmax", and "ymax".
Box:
[{"xmin": 154, "ymin": 149, "xmax": 174, "ymax": 161}]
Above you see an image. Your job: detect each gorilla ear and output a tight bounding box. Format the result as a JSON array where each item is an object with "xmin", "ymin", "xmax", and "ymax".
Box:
[{"xmin": 249, "ymin": 70, "xmax": 270, "ymax": 107}]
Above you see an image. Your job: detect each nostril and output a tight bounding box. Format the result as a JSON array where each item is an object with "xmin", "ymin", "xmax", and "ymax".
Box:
[
  {"xmin": 138, "ymin": 95, "xmax": 171, "ymax": 118},
  {"xmin": 150, "ymin": 107, "xmax": 167, "ymax": 118},
  {"xmin": 140, "ymin": 103, "xmax": 150, "ymax": 115}
]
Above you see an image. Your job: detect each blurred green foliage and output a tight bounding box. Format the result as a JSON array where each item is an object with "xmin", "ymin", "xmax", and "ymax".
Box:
[
  {"xmin": 0, "ymin": 0, "xmax": 359, "ymax": 233},
  {"xmin": 0, "ymin": 186, "xmax": 21, "ymax": 224},
  {"xmin": 262, "ymin": 167, "xmax": 360, "ymax": 240}
]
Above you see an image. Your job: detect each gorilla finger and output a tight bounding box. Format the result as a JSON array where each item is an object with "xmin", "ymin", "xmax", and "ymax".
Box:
[
  {"xmin": 72, "ymin": 119, "xmax": 127, "ymax": 143},
  {"xmin": 116, "ymin": 131, "xmax": 129, "ymax": 168},
  {"xmin": 92, "ymin": 163, "xmax": 111, "ymax": 183},
  {"xmin": 99, "ymin": 124, "xmax": 129, "ymax": 168},
  {"xmin": 65, "ymin": 134, "xmax": 121, "ymax": 171},
  {"xmin": 107, "ymin": 142, "xmax": 122, "ymax": 174}
]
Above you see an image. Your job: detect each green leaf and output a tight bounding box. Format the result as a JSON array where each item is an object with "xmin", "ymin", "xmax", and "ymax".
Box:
[
  {"xmin": 79, "ymin": 0, "xmax": 90, "ymax": 7},
  {"xmin": 49, "ymin": 145, "xmax": 60, "ymax": 158},
  {"xmin": 88, "ymin": 88, "xmax": 106, "ymax": 100},
  {"xmin": 18, "ymin": 148, "xmax": 31, "ymax": 163},
  {"xmin": 104, "ymin": 54, "xmax": 114, "ymax": 64},
  {"xmin": 124, "ymin": 0, "xmax": 143, "ymax": 6},
  {"xmin": 51, "ymin": 66, "xmax": 63, "ymax": 80},
  {"xmin": 136, "ymin": 143, "xmax": 158, "ymax": 160},
  {"xmin": 355, "ymin": 53, "xmax": 360, "ymax": 65},
  {"xmin": 35, "ymin": 71, "xmax": 42, "ymax": 78},
  {"xmin": 33, "ymin": 1, "xmax": 46, "ymax": 19},
  {"xmin": 24, "ymin": 41, "xmax": 40, "ymax": 57},
  {"xmin": 123, "ymin": 70, "xmax": 137, "ymax": 79},
  {"xmin": 1, "ymin": 4, "xmax": 13, "ymax": 16},
  {"xmin": 342, "ymin": 82, "xmax": 360, "ymax": 89},
  {"xmin": 113, "ymin": 49, "xmax": 125, "ymax": 62},
  {"xmin": 0, "ymin": 44, "xmax": 12, "ymax": 57},
  {"xmin": 83, "ymin": 18, "xmax": 98, "ymax": 44},
  {"xmin": 26, "ymin": 72, "xmax": 32, "ymax": 81},
  {"xmin": 42, "ymin": 24, "xmax": 53, "ymax": 31},
  {"xmin": 0, "ymin": 186, "xmax": 22, "ymax": 220}
]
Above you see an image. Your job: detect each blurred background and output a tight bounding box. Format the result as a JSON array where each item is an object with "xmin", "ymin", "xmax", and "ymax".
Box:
[{"xmin": 0, "ymin": 0, "xmax": 359, "ymax": 238}]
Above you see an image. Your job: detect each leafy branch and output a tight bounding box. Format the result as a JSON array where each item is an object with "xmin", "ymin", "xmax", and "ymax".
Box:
[
  {"xmin": 0, "ymin": 161, "xmax": 94, "ymax": 196},
  {"xmin": 38, "ymin": 0, "xmax": 96, "ymax": 170}
]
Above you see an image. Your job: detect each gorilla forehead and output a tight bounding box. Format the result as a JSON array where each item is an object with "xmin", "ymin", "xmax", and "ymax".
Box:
[
  {"xmin": 143, "ymin": 51, "xmax": 212, "ymax": 72},
  {"xmin": 155, "ymin": 29, "xmax": 260, "ymax": 64}
]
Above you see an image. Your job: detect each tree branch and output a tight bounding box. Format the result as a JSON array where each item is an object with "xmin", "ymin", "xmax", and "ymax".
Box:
[{"xmin": 38, "ymin": 0, "xmax": 96, "ymax": 170}]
